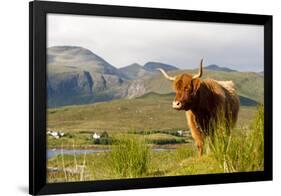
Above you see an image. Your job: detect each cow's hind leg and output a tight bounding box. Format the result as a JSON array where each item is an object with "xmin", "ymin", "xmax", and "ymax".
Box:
[{"xmin": 186, "ymin": 111, "xmax": 204, "ymax": 158}]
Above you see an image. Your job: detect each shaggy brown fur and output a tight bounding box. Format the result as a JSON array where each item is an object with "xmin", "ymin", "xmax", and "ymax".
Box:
[
  {"xmin": 158, "ymin": 59, "xmax": 240, "ymax": 157},
  {"xmin": 172, "ymin": 74, "xmax": 240, "ymax": 157}
]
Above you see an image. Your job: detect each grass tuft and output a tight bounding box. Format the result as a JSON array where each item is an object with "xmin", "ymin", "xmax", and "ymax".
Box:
[
  {"xmin": 109, "ymin": 135, "xmax": 151, "ymax": 178},
  {"xmin": 207, "ymin": 105, "xmax": 264, "ymax": 172}
]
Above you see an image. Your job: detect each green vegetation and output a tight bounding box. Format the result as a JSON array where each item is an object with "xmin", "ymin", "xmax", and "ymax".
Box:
[
  {"xmin": 145, "ymin": 69, "xmax": 264, "ymax": 103},
  {"xmin": 92, "ymin": 131, "xmax": 113, "ymax": 145},
  {"xmin": 47, "ymin": 142, "xmax": 221, "ymax": 182},
  {"xmin": 47, "ymin": 132, "xmax": 94, "ymax": 149},
  {"xmin": 47, "ymin": 93, "xmax": 256, "ymax": 134},
  {"xmin": 206, "ymin": 105, "xmax": 264, "ymax": 172},
  {"xmin": 47, "ymin": 97, "xmax": 256, "ymax": 149},
  {"xmin": 47, "ymin": 131, "xmax": 188, "ymax": 149},
  {"xmin": 47, "ymin": 94, "xmax": 264, "ymax": 183},
  {"xmin": 144, "ymin": 133, "xmax": 186, "ymax": 145},
  {"xmin": 47, "ymin": 106, "xmax": 264, "ymax": 182},
  {"xmin": 109, "ymin": 135, "xmax": 150, "ymax": 178},
  {"xmin": 47, "ymin": 46, "xmax": 264, "ymax": 183},
  {"xmin": 47, "ymin": 93, "xmax": 187, "ymax": 139}
]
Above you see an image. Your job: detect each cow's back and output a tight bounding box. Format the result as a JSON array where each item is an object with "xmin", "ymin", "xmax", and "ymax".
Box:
[
  {"xmin": 217, "ymin": 80, "xmax": 240, "ymax": 127},
  {"xmin": 192, "ymin": 79, "xmax": 240, "ymax": 134}
]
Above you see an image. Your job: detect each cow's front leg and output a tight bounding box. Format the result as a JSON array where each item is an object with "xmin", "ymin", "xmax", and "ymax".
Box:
[{"xmin": 186, "ymin": 110, "xmax": 203, "ymax": 158}]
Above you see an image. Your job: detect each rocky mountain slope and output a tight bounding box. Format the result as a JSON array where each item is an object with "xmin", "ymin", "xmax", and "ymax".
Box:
[{"xmin": 47, "ymin": 46, "xmax": 263, "ymax": 108}]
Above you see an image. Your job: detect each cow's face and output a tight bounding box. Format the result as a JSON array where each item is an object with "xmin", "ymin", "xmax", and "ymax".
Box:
[
  {"xmin": 172, "ymin": 75, "xmax": 201, "ymax": 110},
  {"xmin": 157, "ymin": 59, "xmax": 203, "ymax": 111}
]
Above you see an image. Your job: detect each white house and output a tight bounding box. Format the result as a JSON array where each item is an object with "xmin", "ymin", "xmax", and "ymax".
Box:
[
  {"xmin": 93, "ymin": 133, "xmax": 100, "ymax": 139},
  {"xmin": 177, "ymin": 130, "xmax": 183, "ymax": 136},
  {"xmin": 47, "ymin": 130, "xmax": 65, "ymax": 139}
]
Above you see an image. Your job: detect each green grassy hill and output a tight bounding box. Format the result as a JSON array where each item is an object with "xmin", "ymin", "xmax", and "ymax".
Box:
[
  {"xmin": 47, "ymin": 92, "xmax": 263, "ymax": 183},
  {"xmin": 47, "ymin": 92, "xmax": 257, "ymax": 133},
  {"xmin": 144, "ymin": 69, "xmax": 264, "ymax": 103},
  {"xmin": 47, "ymin": 103, "xmax": 264, "ymax": 182}
]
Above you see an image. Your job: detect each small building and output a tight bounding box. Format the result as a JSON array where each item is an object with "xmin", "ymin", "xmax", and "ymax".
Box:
[
  {"xmin": 93, "ymin": 133, "xmax": 100, "ymax": 139},
  {"xmin": 47, "ymin": 130, "xmax": 64, "ymax": 139},
  {"xmin": 177, "ymin": 130, "xmax": 184, "ymax": 136}
]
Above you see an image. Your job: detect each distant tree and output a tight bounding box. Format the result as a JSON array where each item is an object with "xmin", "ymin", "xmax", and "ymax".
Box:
[{"xmin": 101, "ymin": 131, "xmax": 109, "ymax": 138}]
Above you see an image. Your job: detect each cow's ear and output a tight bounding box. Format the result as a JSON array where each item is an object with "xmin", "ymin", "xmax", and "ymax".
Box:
[{"xmin": 191, "ymin": 78, "xmax": 201, "ymax": 94}]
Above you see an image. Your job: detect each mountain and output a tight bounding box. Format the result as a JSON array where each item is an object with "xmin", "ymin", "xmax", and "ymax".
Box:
[
  {"xmin": 143, "ymin": 69, "xmax": 264, "ymax": 103},
  {"xmin": 48, "ymin": 46, "xmax": 128, "ymax": 88},
  {"xmin": 119, "ymin": 63, "xmax": 152, "ymax": 80},
  {"xmin": 119, "ymin": 62, "xmax": 179, "ymax": 80},
  {"xmin": 47, "ymin": 68, "xmax": 93, "ymax": 97},
  {"xmin": 205, "ymin": 64, "xmax": 237, "ymax": 72},
  {"xmin": 48, "ymin": 46, "xmax": 124, "ymax": 76},
  {"xmin": 47, "ymin": 72, "xmax": 94, "ymax": 107},
  {"xmin": 47, "ymin": 46, "xmax": 130, "ymax": 107},
  {"xmin": 47, "ymin": 46, "xmax": 263, "ymax": 107},
  {"xmin": 144, "ymin": 62, "xmax": 179, "ymax": 72}
]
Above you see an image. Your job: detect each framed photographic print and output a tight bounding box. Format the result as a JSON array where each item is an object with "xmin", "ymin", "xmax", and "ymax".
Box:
[{"xmin": 29, "ymin": 0, "xmax": 273, "ymax": 195}]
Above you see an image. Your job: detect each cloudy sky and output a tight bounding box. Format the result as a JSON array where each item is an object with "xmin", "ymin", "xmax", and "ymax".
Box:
[{"xmin": 47, "ymin": 14, "xmax": 264, "ymax": 72}]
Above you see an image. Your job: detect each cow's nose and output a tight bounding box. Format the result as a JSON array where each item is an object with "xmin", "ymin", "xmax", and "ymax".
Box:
[{"xmin": 172, "ymin": 101, "xmax": 182, "ymax": 109}]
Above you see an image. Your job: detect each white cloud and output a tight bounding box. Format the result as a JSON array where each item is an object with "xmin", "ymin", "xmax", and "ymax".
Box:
[{"xmin": 47, "ymin": 13, "xmax": 264, "ymax": 72}]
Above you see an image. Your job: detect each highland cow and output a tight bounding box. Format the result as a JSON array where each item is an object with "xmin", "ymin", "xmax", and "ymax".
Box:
[{"xmin": 158, "ymin": 59, "xmax": 240, "ymax": 157}]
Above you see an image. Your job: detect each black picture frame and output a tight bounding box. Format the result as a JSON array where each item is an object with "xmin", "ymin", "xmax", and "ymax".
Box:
[{"xmin": 29, "ymin": 0, "xmax": 273, "ymax": 195}]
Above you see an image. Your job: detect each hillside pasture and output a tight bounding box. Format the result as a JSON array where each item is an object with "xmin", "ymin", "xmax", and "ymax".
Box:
[
  {"xmin": 47, "ymin": 93, "xmax": 263, "ymax": 183},
  {"xmin": 47, "ymin": 93, "xmax": 256, "ymax": 133}
]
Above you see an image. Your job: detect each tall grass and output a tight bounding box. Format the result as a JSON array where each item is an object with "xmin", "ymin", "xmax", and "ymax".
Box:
[
  {"xmin": 207, "ymin": 105, "xmax": 264, "ymax": 172},
  {"xmin": 47, "ymin": 143, "xmax": 88, "ymax": 182},
  {"xmin": 175, "ymin": 145, "xmax": 196, "ymax": 162},
  {"xmin": 109, "ymin": 135, "xmax": 151, "ymax": 178}
]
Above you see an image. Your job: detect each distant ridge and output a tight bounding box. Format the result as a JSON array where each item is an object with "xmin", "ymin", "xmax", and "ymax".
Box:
[
  {"xmin": 205, "ymin": 64, "xmax": 237, "ymax": 72},
  {"xmin": 143, "ymin": 62, "xmax": 179, "ymax": 72},
  {"xmin": 119, "ymin": 62, "xmax": 179, "ymax": 80},
  {"xmin": 47, "ymin": 45, "xmax": 263, "ymax": 107},
  {"xmin": 119, "ymin": 63, "xmax": 151, "ymax": 80}
]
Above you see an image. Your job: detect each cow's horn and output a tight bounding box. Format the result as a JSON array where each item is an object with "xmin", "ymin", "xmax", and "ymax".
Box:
[
  {"xmin": 157, "ymin": 68, "xmax": 176, "ymax": 81},
  {"xmin": 192, "ymin": 58, "xmax": 203, "ymax": 79}
]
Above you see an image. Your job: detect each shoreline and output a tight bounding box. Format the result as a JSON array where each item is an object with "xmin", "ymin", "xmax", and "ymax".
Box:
[{"xmin": 47, "ymin": 143, "xmax": 191, "ymax": 150}]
